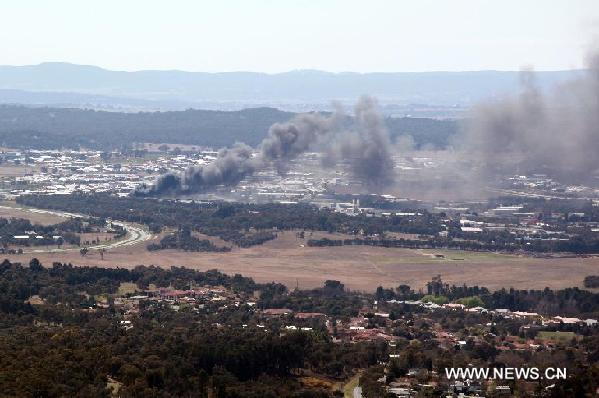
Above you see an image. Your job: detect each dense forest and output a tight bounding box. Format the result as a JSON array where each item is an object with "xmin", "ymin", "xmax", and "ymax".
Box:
[{"xmin": 0, "ymin": 105, "xmax": 457, "ymax": 150}]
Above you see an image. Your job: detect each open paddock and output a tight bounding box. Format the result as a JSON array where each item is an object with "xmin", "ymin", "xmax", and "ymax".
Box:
[
  {"xmin": 3, "ymin": 230, "xmax": 598, "ymax": 292},
  {"xmin": 0, "ymin": 204, "xmax": 69, "ymax": 225}
]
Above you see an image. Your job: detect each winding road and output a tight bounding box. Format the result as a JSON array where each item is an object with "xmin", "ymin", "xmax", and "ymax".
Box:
[{"xmin": 0, "ymin": 205, "xmax": 153, "ymax": 253}]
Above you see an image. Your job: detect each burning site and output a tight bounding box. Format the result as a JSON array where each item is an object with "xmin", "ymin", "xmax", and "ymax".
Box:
[
  {"xmin": 134, "ymin": 95, "xmax": 397, "ymax": 197},
  {"xmin": 135, "ymin": 49, "xmax": 599, "ymax": 202}
]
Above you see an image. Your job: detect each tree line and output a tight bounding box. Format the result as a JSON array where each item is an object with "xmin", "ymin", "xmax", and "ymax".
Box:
[{"xmin": 0, "ymin": 105, "xmax": 456, "ymax": 150}]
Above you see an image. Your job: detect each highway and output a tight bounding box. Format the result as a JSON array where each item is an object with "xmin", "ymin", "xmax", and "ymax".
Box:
[{"xmin": 0, "ymin": 205, "xmax": 153, "ymax": 253}]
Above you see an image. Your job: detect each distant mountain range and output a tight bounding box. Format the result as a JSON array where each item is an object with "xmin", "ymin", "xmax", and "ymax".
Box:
[{"xmin": 0, "ymin": 62, "xmax": 583, "ymax": 110}]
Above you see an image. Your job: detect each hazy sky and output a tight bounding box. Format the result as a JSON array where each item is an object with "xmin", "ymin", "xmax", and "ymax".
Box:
[{"xmin": 1, "ymin": 0, "xmax": 597, "ymax": 73}]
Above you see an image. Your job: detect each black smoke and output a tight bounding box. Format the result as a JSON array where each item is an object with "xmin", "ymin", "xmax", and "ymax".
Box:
[
  {"xmin": 135, "ymin": 96, "xmax": 395, "ymax": 195},
  {"xmin": 326, "ymin": 96, "xmax": 395, "ymax": 188},
  {"xmin": 135, "ymin": 143, "xmax": 260, "ymax": 195},
  {"xmin": 458, "ymin": 49, "xmax": 599, "ymax": 184},
  {"xmin": 260, "ymin": 111, "xmax": 337, "ymax": 173}
]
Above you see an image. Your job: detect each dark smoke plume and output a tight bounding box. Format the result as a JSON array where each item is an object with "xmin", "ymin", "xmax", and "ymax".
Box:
[
  {"xmin": 181, "ymin": 143, "xmax": 261, "ymax": 191},
  {"xmin": 260, "ymin": 111, "xmax": 337, "ymax": 173},
  {"xmin": 458, "ymin": 49, "xmax": 599, "ymax": 184},
  {"xmin": 135, "ymin": 96, "xmax": 395, "ymax": 195},
  {"xmin": 326, "ymin": 96, "xmax": 395, "ymax": 187},
  {"xmin": 136, "ymin": 143, "xmax": 261, "ymax": 195}
]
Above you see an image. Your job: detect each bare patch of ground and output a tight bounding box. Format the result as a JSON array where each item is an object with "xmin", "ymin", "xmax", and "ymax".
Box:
[{"xmin": 79, "ymin": 232, "xmax": 118, "ymax": 245}]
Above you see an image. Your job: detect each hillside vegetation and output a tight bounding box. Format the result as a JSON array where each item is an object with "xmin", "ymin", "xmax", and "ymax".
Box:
[{"xmin": 0, "ymin": 105, "xmax": 457, "ymax": 150}]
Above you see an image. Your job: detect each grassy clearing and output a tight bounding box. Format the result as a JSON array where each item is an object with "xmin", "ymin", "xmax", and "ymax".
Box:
[
  {"xmin": 0, "ymin": 201, "xmax": 68, "ymax": 225},
  {"xmin": 93, "ymin": 294, "xmax": 108, "ymax": 303},
  {"xmin": 537, "ymin": 331, "xmax": 576, "ymax": 342},
  {"xmin": 300, "ymin": 375, "xmax": 336, "ymax": 391},
  {"xmin": 117, "ymin": 282, "xmax": 138, "ymax": 295},
  {"xmin": 106, "ymin": 377, "xmax": 123, "ymax": 397}
]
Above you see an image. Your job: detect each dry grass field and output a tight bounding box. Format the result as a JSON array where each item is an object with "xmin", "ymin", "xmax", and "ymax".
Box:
[
  {"xmin": 3, "ymin": 230, "xmax": 598, "ymax": 292},
  {"xmin": 0, "ymin": 204, "xmax": 68, "ymax": 225}
]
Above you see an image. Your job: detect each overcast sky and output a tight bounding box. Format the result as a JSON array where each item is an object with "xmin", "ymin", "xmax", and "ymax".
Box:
[{"xmin": 1, "ymin": 0, "xmax": 597, "ymax": 73}]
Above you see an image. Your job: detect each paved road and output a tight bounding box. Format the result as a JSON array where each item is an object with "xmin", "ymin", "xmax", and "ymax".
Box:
[
  {"xmin": 0, "ymin": 205, "xmax": 153, "ymax": 253},
  {"xmin": 353, "ymin": 386, "xmax": 362, "ymax": 398}
]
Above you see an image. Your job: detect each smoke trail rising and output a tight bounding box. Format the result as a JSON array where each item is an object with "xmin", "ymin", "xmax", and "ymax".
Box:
[
  {"xmin": 326, "ymin": 96, "xmax": 395, "ymax": 188},
  {"xmin": 458, "ymin": 49, "xmax": 599, "ymax": 184},
  {"xmin": 135, "ymin": 96, "xmax": 395, "ymax": 195}
]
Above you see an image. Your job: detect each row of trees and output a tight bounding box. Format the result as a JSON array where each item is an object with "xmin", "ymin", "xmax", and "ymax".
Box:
[
  {"xmin": 148, "ymin": 228, "xmax": 231, "ymax": 252},
  {"xmin": 308, "ymin": 232, "xmax": 599, "ymax": 254}
]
